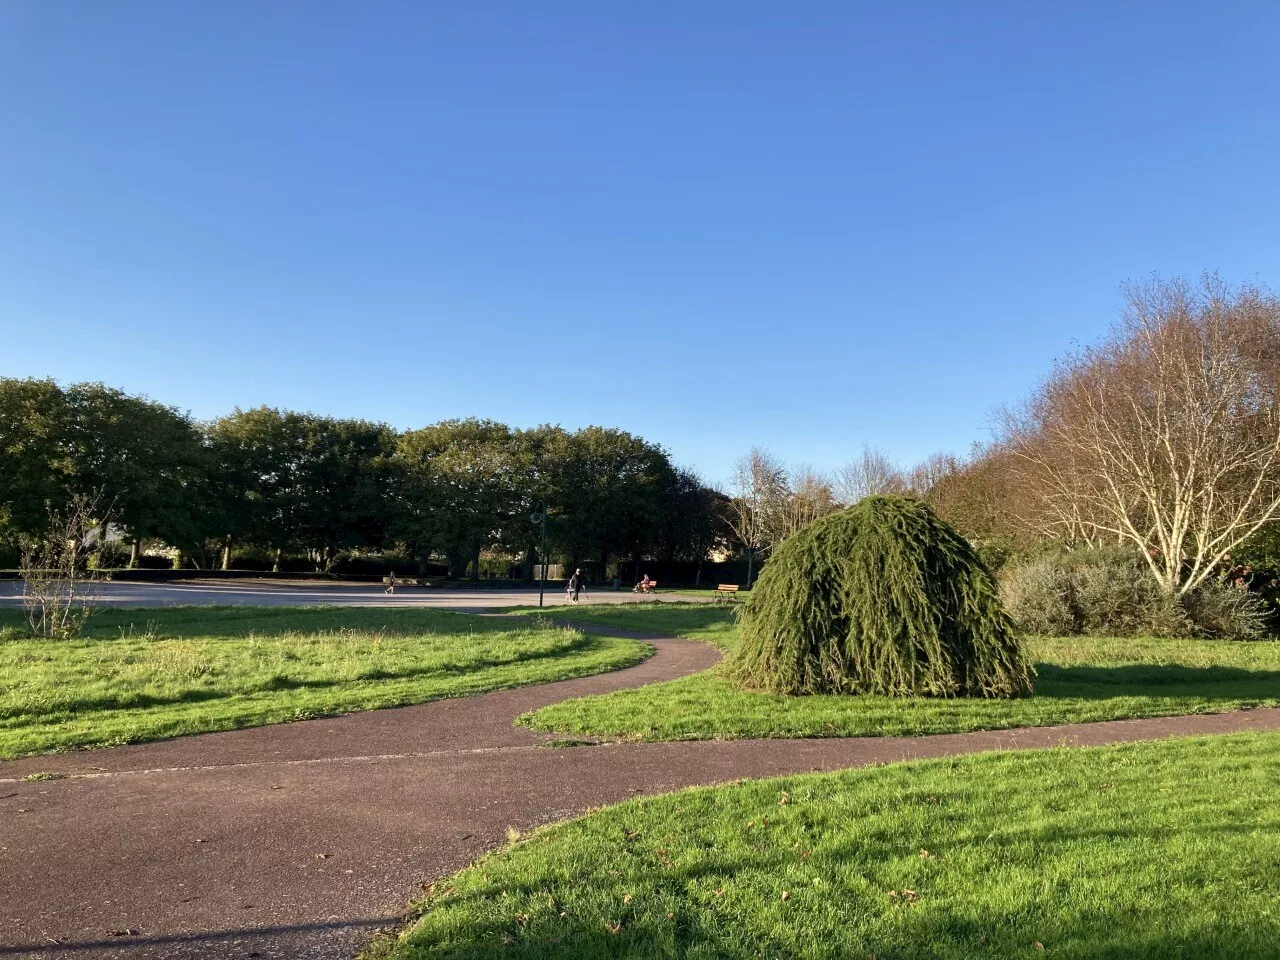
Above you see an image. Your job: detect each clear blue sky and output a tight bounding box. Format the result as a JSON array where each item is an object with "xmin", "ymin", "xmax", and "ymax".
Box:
[{"xmin": 2, "ymin": 3, "xmax": 1278, "ymax": 486}]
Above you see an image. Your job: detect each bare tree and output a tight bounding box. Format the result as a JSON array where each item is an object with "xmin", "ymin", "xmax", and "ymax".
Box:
[
  {"xmin": 1001, "ymin": 275, "xmax": 1280, "ymax": 595},
  {"xmin": 775, "ymin": 465, "xmax": 839, "ymax": 541},
  {"xmin": 834, "ymin": 446, "xmax": 906, "ymax": 505},
  {"xmin": 726, "ymin": 448, "xmax": 788, "ymax": 585},
  {"xmin": 20, "ymin": 495, "xmax": 106, "ymax": 638},
  {"xmin": 905, "ymin": 452, "xmax": 959, "ymax": 498}
]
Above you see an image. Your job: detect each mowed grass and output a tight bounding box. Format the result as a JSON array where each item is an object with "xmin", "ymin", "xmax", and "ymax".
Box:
[
  {"xmin": 518, "ymin": 604, "xmax": 1280, "ymax": 741},
  {"xmin": 0, "ymin": 606, "xmax": 649, "ymax": 760},
  {"xmin": 510, "ymin": 602, "xmax": 737, "ymax": 649},
  {"xmin": 373, "ymin": 732, "xmax": 1280, "ymax": 959}
]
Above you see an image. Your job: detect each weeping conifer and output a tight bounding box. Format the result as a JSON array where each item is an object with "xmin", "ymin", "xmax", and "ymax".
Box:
[{"xmin": 727, "ymin": 495, "xmax": 1032, "ymax": 698}]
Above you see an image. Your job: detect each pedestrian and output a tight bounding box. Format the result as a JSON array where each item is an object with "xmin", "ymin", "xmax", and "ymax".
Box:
[
  {"xmin": 567, "ymin": 567, "xmax": 585, "ymax": 604},
  {"xmin": 385, "ymin": 571, "xmax": 397, "ymax": 595}
]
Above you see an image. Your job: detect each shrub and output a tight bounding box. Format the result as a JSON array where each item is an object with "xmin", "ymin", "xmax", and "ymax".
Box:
[
  {"xmin": 727, "ymin": 496, "xmax": 1032, "ymax": 698},
  {"xmin": 1183, "ymin": 582, "xmax": 1271, "ymax": 640},
  {"xmin": 1001, "ymin": 550, "xmax": 1188, "ymax": 637},
  {"xmin": 1000, "ymin": 548, "xmax": 1271, "ymax": 638},
  {"xmin": 998, "ymin": 557, "xmax": 1080, "ymax": 635}
]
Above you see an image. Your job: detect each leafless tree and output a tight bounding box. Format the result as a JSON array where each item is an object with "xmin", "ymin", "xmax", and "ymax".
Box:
[
  {"xmin": 20, "ymin": 495, "xmax": 106, "ymax": 638},
  {"xmin": 726, "ymin": 448, "xmax": 788, "ymax": 584},
  {"xmin": 775, "ymin": 465, "xmax": 839, "ymax": 541},
  {"xmin": 1001, "ymin": 275, "xmax": 1280, "ymax": 595},
  {"xmin": 834, "ymin": 446, "xmax": 907, "ymax": 505},
  {"xmin": 905, "ymin": 452, "xmax": 959, "ymax": 498}
]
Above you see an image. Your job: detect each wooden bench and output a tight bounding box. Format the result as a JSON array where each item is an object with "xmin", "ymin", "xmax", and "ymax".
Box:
[
  {"xmin": 633, "ymin": 580, "xmax": 658, "ymax": 594},
  {"xmin": 715, "ymin": 583, "xmax": 740, "ymax": 602}
]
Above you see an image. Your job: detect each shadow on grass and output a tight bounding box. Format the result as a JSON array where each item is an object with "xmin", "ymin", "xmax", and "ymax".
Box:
[
  {"xmin": 67, "ymin": 605, "xmax": 552, "ymax": 640},
  {"xmin": 3, "ymin": 634, "xmax": 623, "ymax": 720},
  {"xmin": 1035, "ymin": 662, "xmax": 1280, "ymax": 699}
]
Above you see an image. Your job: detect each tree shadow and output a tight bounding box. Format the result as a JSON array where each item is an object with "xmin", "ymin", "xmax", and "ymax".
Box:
[{"xmin": 1033, "ymin": 662, "xmax": 1280, "ymax": 700}]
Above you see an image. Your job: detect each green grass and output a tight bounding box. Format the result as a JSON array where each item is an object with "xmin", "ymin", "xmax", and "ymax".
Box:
[
  {"xmin": 0, "ymin": 606, "xmax": 649, "ymax": 760},
  {"xmin": 373, "ymin": 732, "xmax": 1280, "ymax": 959},
  {"xmin": 512, "ymin": 603, "xmax": 737, "ymax": 649},
  {"xmin": 518, "ymin": 604, "xmax": 1280, "ymax": 741}
]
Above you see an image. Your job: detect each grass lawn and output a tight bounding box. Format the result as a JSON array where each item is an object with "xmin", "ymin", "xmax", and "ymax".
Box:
[
  {"xmin": 0, "ymin": 606, "xmax": 649, "ymax": 760},
  {"xmin": 518, "ymin": 604, "xmax": 1280, "ymax": 741},
  {"xmin": 372, "ymin": 731, "xmax": 1280, "ymax": 959}
]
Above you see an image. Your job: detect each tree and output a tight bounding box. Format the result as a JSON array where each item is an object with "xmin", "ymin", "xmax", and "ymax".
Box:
[
  {"xmin": 0, "ymin": 379, "xmax": 208, "ymax": 565},
  {"xmin": 211, "ymin": 408, "xmax": 393, "ymax": 571},
  {"xmin": 545, "ymin": 426, "xmax": 677, "ymax": 579},
  {"xmin": 775, "ymin": 466, "xmax": 839, "ymax": 541},
  {"xmin": 63, "ymin": 384, "xmax": 209, "ymax": 566},
  {"xmin": 19, "ymin": 495, "xmax": 104, "ymax": 638},
  {"xmin": 1001, "ymin": 275, "xmax": 1280, "ymax": 596},
  {"xmin": 834, "ymin": 446, "xmax": 906, "ymax": 505},
  {"xmin": 726, "ymin": 495, "xmax": 1032, "ymax": 698},
  {"xmin": 0, "ymin": 378, "xmax": 77, "ymax": 540},
  {"xmin": 395, "ymin": 419, "xmax": 521, "ymax": 578},
  {"xmin": 726, "ymin": 448, "xmax": 788, "ymax": 585}
]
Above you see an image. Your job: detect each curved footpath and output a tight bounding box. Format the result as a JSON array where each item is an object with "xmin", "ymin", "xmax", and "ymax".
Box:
[{"xmin": 3, "ymin": 622, "xmax": 1280, "ymax": 960}]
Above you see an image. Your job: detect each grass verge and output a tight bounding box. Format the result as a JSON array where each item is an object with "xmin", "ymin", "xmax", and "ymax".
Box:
[
  {"xmin": 373, "ymin": 731, "xmax": 1280, "ymax": 959},
  {"xmin": 0, "ymin": 606, "xmax": 649, "ymax": 760},
  {"xmin": 517, "ymin": 604, "xmax": 1280, "ymax": 741}
]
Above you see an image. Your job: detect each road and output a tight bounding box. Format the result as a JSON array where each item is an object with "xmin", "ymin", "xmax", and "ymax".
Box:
[{"xmin": 0, "ymin": 579, "xmax": 691, "ymax": 612}]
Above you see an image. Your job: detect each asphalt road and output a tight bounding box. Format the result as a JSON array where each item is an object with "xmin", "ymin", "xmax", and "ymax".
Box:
[{"xmin": 0, "ymin": 579, "xmax": 690, "ymax": 612}]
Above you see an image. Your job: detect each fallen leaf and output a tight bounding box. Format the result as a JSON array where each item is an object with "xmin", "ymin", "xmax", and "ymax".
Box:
[{"xmin": 780, "ymin": 890, "xmax": 790, "ymax": 901}]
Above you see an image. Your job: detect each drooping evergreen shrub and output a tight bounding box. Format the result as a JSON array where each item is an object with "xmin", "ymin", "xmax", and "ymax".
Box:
[{"xmin": 727, "ymin": 496, "xmax": 1033, "ymax": 698}]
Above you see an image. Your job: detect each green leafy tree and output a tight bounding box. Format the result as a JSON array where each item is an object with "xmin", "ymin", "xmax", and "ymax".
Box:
[
  {"xmin": 210, "ymin": 408, "xmax": 394, "ymax": 571},
  {"xmin": 0, "ymin": 378, "xmax": 76, "ymax": 540},
  {"xmin": 394, "ymin": 420, "xmax": 522, "ymax": 577}
]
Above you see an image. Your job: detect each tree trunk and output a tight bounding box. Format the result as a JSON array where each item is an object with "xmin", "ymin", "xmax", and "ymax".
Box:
[
  {"xmin": 746, "ymin": 549, "xmax": 754, "ymax": 586},
  {"xmin": 128, "ymin": 538, "xmax": 140, "ymax": 569},
  {"xmin": 695, "ymin": 556, "xmax": 704, "ymax": 586},
  {"xmin": 272, "ymin": 547, "xmax": 282, "ymax": 573},
  {"xmin": 221, "ymin": 537, "xmax": 232, "ymax": 571}
]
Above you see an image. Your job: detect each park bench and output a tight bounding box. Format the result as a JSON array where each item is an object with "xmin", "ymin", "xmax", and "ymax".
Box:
[
  {"xmin": 633, "ymin": 580, "xmax": 659, "ymax": 594},
  {"xmin": 715, "ymin": 583, "xmax": 740, "ymax": 602}
]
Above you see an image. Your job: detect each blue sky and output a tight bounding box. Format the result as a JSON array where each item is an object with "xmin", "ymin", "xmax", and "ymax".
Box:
[{"xmin": 2, "ymin": 3, "xmax": 1278, "ymax": 486}]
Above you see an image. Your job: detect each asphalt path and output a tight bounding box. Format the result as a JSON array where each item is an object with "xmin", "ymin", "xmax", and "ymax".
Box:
[
  {"xmin": 0, "ymin": 579, "xmax": 688, "ymax": 612},
  {"xmin": 3, "ymin": 601, "xmax": 1279, "ymax": 959}
]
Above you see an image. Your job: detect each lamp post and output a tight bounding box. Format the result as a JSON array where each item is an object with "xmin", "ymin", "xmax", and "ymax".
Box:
[{"xmin": 531, "ymin": 501, "xmax": 548, "ymax": 608}]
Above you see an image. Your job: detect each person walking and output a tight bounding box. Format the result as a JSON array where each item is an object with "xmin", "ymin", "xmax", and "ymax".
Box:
[
  {"xmin": 567, "ymin": 568, "xmax": 585, "ymax": 604},
  {"xmin": 385, "ymin": 571, "xmax": 397, "ymax": 595}
]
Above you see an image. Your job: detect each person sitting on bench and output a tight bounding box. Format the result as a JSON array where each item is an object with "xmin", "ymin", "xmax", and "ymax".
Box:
[{"xmin": 633, "ymin": 574, "xmax": 655, "ymax": 594}]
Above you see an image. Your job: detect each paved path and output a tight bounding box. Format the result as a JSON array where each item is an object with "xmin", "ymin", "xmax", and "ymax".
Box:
[
  {"xmin": 4, "ymin": 621, "xmax": 1280, "ymax": 960},
  {"xmin": 0, "ymin": 580, "xmax": 693, "ymax": 612}
]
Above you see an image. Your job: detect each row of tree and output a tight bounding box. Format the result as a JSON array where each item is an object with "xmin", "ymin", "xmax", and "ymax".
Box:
[
  {"xmin": 0, "ymin": 380, "xmax": 724, "ymax": 577},
  {"xmin": 7, "ymin": 275, "xmax": 1276, "ymax": 593},
  {"xmin": 727, "ymin": 275, "xmax": 1280, "ymax": 598}
]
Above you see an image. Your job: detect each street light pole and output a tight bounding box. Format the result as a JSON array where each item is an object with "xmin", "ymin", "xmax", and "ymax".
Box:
[{"xmin": 532, "ymin": 501, "xmax": 548, "ymax": 608}]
